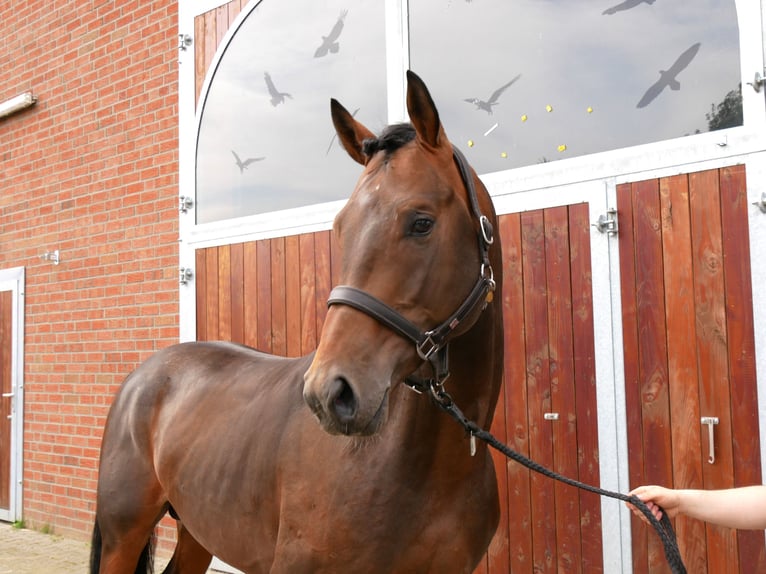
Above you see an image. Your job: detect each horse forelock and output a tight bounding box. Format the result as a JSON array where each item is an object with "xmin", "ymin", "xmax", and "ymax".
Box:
[{"xmin": 361, "ymin": 123, "xmax": 416, "ymax": 160}]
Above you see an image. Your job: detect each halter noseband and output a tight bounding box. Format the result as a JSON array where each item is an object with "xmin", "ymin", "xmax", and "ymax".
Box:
[{"xmin": 326, "ymin": 146, "xmax": 496, "ymax": 397}]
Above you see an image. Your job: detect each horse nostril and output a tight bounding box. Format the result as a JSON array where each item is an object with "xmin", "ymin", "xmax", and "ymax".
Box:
[{"xmin": 329, "ymin": 376, "xmax": 357, "ymax": 423}]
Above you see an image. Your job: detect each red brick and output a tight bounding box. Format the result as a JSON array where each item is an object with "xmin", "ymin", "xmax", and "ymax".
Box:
[{"xmin": 0, "ymin": 0, "xmax": 179, "ymax": 545}]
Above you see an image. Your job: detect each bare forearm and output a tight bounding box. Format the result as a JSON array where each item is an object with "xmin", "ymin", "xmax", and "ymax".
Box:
[{"xmin": 677, "ymin": 486, "xmax": 766, "ymax": 530}]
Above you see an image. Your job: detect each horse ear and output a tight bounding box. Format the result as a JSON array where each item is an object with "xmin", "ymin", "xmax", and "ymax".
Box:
[
  {"xmin": 406, "ymin": 70, "xmax": 447, "ymax": 150},
  {"xmin": 331, "ymin": 99, "xmax": 375, "ymax": 166}
]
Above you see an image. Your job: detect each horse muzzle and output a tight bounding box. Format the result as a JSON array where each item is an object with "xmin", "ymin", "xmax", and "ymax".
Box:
[{"xmin": 303, "ymin": 367, "xmax": 390, "ymax": 436}]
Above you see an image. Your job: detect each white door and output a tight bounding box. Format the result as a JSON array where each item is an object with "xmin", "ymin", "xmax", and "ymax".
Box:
[{"xmin": 0, "ymin": 267, "xmax": 25, "ymax": 523}]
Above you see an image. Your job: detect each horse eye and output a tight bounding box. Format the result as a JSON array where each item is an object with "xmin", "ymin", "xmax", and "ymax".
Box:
[{"xmin": 410, "ymin": 216, "xmax": 434, "ymax": 236}]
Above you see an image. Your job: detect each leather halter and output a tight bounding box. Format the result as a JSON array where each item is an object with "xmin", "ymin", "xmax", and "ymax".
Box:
[{"xmin": 326, "ymin": 146, "xmax": 496, "ymax": 396}]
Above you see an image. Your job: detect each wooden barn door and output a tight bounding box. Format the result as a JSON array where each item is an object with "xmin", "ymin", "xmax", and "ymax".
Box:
[
  {"xmin": 617, "ymin": 165, "xmax": 765, "ymax": 573},
  {"xmin": 476, "ymin": 185, "xmax": 614, "ymax": 574}
]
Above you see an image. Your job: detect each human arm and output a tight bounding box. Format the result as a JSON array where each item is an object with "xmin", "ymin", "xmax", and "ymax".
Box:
[{"xmin": 627, "ymin": 485, "xmax": 766, "ymax": 530}]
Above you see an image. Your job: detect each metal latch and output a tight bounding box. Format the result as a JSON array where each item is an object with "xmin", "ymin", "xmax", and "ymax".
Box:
[
  {"xmin": 543, "ymin": 412, "xmax": 559, "ymax": 421},
  {"xmin": 592, "ymin": 208, "xmax": 618, "ymax": 236}
]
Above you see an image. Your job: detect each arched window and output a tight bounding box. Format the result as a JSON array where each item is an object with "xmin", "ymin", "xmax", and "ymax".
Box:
[{"xmin": 196, "ymin": 0, "xmax": 386, "ymax": 224}]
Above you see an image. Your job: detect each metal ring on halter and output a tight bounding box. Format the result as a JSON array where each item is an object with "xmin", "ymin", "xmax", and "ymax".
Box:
[{"xmin": 480, "ymin": 263, "xmax": 496, "ymax": 293}]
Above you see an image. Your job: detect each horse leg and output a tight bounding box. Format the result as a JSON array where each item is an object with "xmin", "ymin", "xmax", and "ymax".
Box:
[{"xmin": 161, "ymin": 521, "xmax": 213, "ymax": 574}]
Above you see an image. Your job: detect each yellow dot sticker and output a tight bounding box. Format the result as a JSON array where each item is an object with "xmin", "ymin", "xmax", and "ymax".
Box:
[
  {"xmin": 546, "ymin": 104, "xmax": 553, "ymax": 113},
  {"xmin": 587, "ymin": 106, "xmax": 593, "ymax": 113},
  {"xmin": 521, "ymin": 114, "xmax": 528, "ymax": 122},
  {"xmin": 557, "ymin": 144, "xmax": 567, "ymax": 152},
  {"xmin": 467, "ymin": 139, "xmax": 474, "ymax": 147},
  {"xmin": 500, "ymin": 151, "xmax": 507, "ymax": 158}
]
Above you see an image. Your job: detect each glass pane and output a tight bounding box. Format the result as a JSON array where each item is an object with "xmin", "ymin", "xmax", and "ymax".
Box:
[
  {"xmin": 409, "ymin": 0, "xmax": 741, "ymax": 174},
  {"xmin": 196, "ymin": 0, "xmax": 386, "ymax": 224}
]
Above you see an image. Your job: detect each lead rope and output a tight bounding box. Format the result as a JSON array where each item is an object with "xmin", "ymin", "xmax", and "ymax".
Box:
[{"xmin": 432, "ymin": 389, "xmax": 687, "ymax": 574}]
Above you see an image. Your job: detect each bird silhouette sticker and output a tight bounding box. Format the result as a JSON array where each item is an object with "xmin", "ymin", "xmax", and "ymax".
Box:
[
  {"xmin": 602, "ymin": 0, "xmax": 655, "ymax": 15},
  {"xmin": 264, "ymin": 72, "xmax": 292, "ymax": 107},
  {"xmin": 464, "ymin": 75, "xmax": 521, "ymax": 114},
  {"xmin": 231, "ymin": 150, "xmax": 265, "ymax": 173},
  {"xmin": 314, "ymin": 10, "xmax": 348, "ymax": 58},
  {"xmin": 637, "ymin": 43, "xmax": 701, "ymax": 108}
]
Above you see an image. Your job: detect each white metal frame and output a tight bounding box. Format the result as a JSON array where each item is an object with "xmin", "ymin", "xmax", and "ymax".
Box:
[
  {"xmin": 0, "ymin": 266, "xmax": 25, "ymax": 523},
  {"xmin": 178, "ymin": 0, "xmax": 766, "ymax": 569}
]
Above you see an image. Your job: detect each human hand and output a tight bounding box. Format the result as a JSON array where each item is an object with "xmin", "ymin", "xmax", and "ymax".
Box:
[{"xmin": 626, "ymin": 485, "xmax": 682, "ymax": 524}]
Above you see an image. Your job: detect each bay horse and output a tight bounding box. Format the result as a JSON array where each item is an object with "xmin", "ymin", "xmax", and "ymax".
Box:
[{"xmin": 90, "ymin": 71, "xmax": 505, "ymax": 574}]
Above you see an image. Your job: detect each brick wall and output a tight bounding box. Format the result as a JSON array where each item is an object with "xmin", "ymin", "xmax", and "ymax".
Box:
[{"xmin": 0, "ymin": 0, "xmax": 180, "ymax": 542}]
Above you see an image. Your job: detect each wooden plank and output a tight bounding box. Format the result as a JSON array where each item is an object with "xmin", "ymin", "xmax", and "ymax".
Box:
[
  {"xmin": 227, "ymin": 0, "xmax": 243, "ymax": 28},
  {"xmin": 271, "ymin": 237, "xmax": 287, "ymax": 356},
  {"xmin": 719, "ymin": 165, "xmax": 765, "ymax": 571},
  {"xmin": 230, "ymin": 243, "xmax": 245, "ymax": 344},
  {"xmin": 195, "ymin": 248, "xmax": 208, "ymax": 341},
  {"xmin": 567, "ymin": 202, "xmax": 602, "ymax": 571},
  {"xmin": 521, "ymin": 210, "xmax": 556, "ymax": 573},
  {"xmin": 256, "ymin": 239, "xmax": 272, "ymax": 353},
  {"xmin": 632, "ymin": 178, "xmax": 673, "ymax": 573},
  {"xmin": 0, "ymin": 291, "xmax": 12, "ymax": 509},
  {"xmin": 285, "ymin": 235, "xmax": 302, "ymax": 358},
  {"xmin": 659, "ymin": 174, "xmax": 706, "ymax": 572},
  {"xmin": 205, "ymin": 247, "xmax": 220, "ymax": 341},
  {"xmin": 314, "ymin": 230, "xmax": 332, "ymax": 341},
  {"xmin": 194, "ymin": 15, "xmax": 206, "ymax": 108},
  {"xmin": 499, "ymin": 213, "xmax": 533, "ymax": 574},
  {"xmin": 217, "ymin": 245, "xmax": 232, "ymax": 342},
  {"xmin": 215, "ymin": 4, "xmax": 229, "ymax": 50},
  {"xmin": 203, "ymin": 11, "xmax": 217, "ymax": 88},
  {"xmin": 243, "ymin": 242, "xmax": 259, "ymax": 349},
  {"xmin": 689, "ymin": 169, "xmax": 737, "ymax": 573},
  {"xmin": 616, "ymin": 182, "xmax": 648, "ymax": 572},
  {"xmin": 485, "ymin": 376, "xmax": 511, "ymax": 574},
  {"xmin": 299, "ymin": 234, "xmax": 317, "ymax": 354},
  {"xmin": 544, "ymin": 206, "xmax": 581, "ymax": 574}
]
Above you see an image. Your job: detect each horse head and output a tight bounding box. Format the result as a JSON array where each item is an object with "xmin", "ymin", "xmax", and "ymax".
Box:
[{"xmin": 303, "ymin": 71, "xmax": 499, "ymax": 436}]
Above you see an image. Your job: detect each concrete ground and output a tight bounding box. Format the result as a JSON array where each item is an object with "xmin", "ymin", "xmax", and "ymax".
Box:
[{"xmin": 0, "ymin": 522, "xmax": 186, "ymax": 574}]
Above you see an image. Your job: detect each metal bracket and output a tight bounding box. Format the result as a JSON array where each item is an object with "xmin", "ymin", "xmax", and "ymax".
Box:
[
  {"xmin": 179, "ymin": 267, "xmax": 193, "ymax": 285},
  {"xmin": 40, "ymin": 250, "xmax": 60, "ymax": 265},
  {"xmin": 701, "ymin": 417, "xmax": 719, "ymax": 464},
  {"xmin": 747, "ymin": 71, "xmax": 765, "ymax": 93},
  {"xmin": 592, "ymin": 208, "xmax": 618, "ymax": 236},
  {"xmin": 753, "ymin": 192, "xmax": 766, "ymax": 214},
  {"xmin": 179, "ymin": 195, "xmax": 194, "ymax": 213}
]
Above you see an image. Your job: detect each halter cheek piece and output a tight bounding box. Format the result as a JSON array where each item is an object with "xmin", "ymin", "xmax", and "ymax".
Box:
[{"xmin": 326, "ymin": 147, "xmax": 496, "ymax": 401}]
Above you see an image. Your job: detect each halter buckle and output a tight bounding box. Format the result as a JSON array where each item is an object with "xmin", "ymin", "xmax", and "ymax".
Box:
[{"xmin": 417, "ymin": 333, "xmax": 440, "ymax": 361}]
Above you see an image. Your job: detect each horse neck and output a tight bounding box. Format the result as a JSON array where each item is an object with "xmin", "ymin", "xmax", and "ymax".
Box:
[{"xmin": 444, "ymin": 296, "xmax": 504, "ymax": 430}]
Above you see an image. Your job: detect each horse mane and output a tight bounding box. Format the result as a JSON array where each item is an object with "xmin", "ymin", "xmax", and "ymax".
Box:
[{"xmin": 362, "ymin": 123, "xmax": 415, "ymax": 159}]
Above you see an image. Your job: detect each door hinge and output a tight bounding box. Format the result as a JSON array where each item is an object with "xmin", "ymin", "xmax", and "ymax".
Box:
[
  {"xmin": 178, "ymin": 34, "xmax": 192, "ymax": 52},
  {"xmin": 747, "ymin": 71, "xmax": 765, "ymax": 93},
  {"xmin": 592, "ymin": 208, "xmax": 618, "ymax": 236},
  {"xmin": 179, "ymin": 267, "xmax": 193, "ymax": 285},
  {"xmin": 179, "ymin": 195, "xmax": 194, "ymax": 213}
]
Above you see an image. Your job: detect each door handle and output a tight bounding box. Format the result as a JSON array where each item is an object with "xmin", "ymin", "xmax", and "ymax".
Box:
[{"xmin": 701, "ymin": 417, "xmax": 719, "ymax": 464}]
